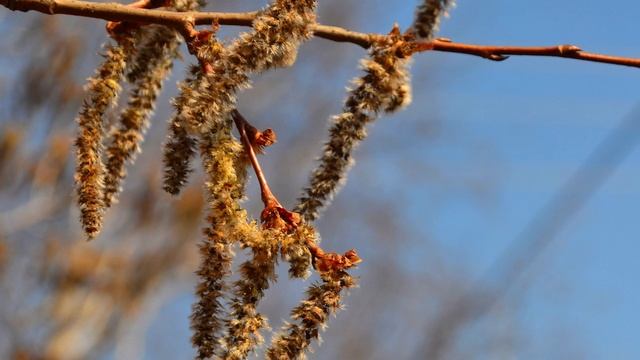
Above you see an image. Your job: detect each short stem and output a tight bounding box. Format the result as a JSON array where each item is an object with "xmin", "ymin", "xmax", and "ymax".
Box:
[{"xmin": 231, "ymin": 110, "xmax": 281, "ymax": 209}]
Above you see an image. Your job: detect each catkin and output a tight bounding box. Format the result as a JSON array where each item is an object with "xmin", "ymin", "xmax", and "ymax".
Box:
[
  {"xmin": 74, "ymin": 38, "xmax": 134, "ymax": 239},
  {"xmin": 266, "ymin": 270, "xmax": 355, "ymax": 359},
  {"xmin": 191, "ymin": 124, "xmax": 250, "ymax": 359},
  {"xmin": 163, "ymin": 0, "xmax": 317, "ymax": 195},
  {"xmin": 162, "ymin": 38, "xmax": 227, "ymax": 195},
  {"xmin": 177, "ymin": 0, "xmax": 318, "ymax": 135},
  {"xmin": 104, "ymin": 26, "xmax": 180, "ymax": 207},
  {"xmin": 413, "ymin": 0, "xmax": 456, "ymax": 39},
  {"xmin": 295, "ymin": 29, "xmax": 412, "ymax": 222},
  {"xmin": 221, "ymin": 228, "xmax": 277, "ymax": 360}
]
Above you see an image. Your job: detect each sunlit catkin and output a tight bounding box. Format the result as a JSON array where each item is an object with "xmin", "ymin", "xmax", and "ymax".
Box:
[
  {"xmin": 221, "ymin": 228, "xmax": 277, "ymax": 360},
  {"xmin": 295, "ymin": 28, "xmax": 412, "ymax": 222},
  {"xmin": 104, "ymin": 27, "xmax": 179, "ymax": 207},
  {"xmin": 162, "ymin": 36, "xmax": 227, "ymax": 195},
  {"xmin": 413, "ymin": 0, "xmax": 456, "ymax": 39},
  {"xmin": 266, "ymin": 270, "xmax": 355, "ymax": 359},
  {"xmin": 177, "ymin": 0, "xmax": 318, "ymax": 135},
  {"xmin": 74, "ymin": 38, "xmax": 134, "ymax": 239},
  {"xmin": 191, "ymin": 126, "xmax": 249, "ymax": 359},
  {"xmin": 163, "ymin": 0, "xmax": 317, "ymax": 195}
]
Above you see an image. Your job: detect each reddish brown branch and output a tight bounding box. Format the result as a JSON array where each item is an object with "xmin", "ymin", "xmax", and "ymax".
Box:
[
  {"xmin": 4, "ymin": 0, "xmax": 640, "ymax": 69},
  {"xmin": 415, "ymin": 38, "xmax": 640, "ymax": 68}
]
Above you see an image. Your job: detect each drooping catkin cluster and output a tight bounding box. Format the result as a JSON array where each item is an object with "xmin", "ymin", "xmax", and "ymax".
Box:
[
  {"xmin": 295, "ymin": 27, "xmax": 413, "ymax": 222},
  {"xmin": 266, "ymin": 270, "xmax": 355, "ymax": 359},
  {"xmin": 413, "ymin": 0, "xmax": 456, "ymax": 39},
  {"xmin": 103, "ymin": 26, "xmax": 180, "ymax": 207},
  {"xmin": 191, "ymin": 125, "xmax": 252, "ymax": 359},
  {"xmin": 74, "ymin": 38, "xmax": 135, "ymax": 239},
  {"xmin": 162, "ymin": 0, "xmax": 318, "ymax": 196},
  {"xmin": 162, "ymin": 36, "xmax": 228, "ymax": 195},
  {"xmin": 169, "ymin": 0, "xmax": 317, "ymax": 134},
  {"xmin": 104, "ymin": 0, "xmax": 202, "ymax": 205}
]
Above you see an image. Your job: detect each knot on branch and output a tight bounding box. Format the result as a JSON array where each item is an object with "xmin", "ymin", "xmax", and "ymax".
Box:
[{"xmin": 558, "ymin": 44, "xmax": 581, "ymax": 55}]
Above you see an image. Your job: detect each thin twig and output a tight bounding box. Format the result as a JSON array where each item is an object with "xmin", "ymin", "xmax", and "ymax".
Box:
[
  {"xmin": 4, "ymin": 0, "xmax": 640, "ymax": 68},
  {"xmin": 416, "ymin": 38, "xmax": 640, "ymax": 68}
]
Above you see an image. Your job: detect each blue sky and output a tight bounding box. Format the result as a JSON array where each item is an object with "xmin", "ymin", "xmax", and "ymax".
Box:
[{"xmin": 389, "ymin": 1, "xmax": 640, "ymax": 357}]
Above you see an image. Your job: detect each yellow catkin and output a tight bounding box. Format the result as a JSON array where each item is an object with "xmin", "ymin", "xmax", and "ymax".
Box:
[
  {"xmin": 163, "ymin": 0, "xmax": 317, "ymax": 195},
  {"xmin": 295, "ymin": 30, "xmax": 412, "ymax": 222},
  {"xmin": 191, "ymin": 124, "xmax": 250, "ymax": 360},
  {"xmin": 74, "ymin": 38, "xmax": 134, "ymax": 239}
]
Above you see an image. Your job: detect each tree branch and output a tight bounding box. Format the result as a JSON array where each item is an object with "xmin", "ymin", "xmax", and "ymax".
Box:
[
  {"xmin": 3, "ymin": 0, "xmax": 640, "ymax": 68},
  {"xmin": 417, "ymin": 39, "xmax": 640, "ymax": 68}
]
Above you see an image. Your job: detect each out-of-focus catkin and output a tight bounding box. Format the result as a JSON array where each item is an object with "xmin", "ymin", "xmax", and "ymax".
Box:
[
  {"xmin": 104, "ymin": 26, "xmax": 179, "ymax": 207},
  {"xmin": 74, "ymin": 38, "xmax": 134, "ymax": 239},
  {"xmin": 295, "ymin": 28, "xmax": 412, "ymax": 222},
  {"xmin": 413, "ymin": 0, "xmax": 456, "ymax": 39}
]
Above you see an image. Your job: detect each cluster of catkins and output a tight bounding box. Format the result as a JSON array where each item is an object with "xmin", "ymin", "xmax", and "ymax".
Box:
[{"xmin": 72, "ymin": 0, "xmax": 453, "ymax": 358}]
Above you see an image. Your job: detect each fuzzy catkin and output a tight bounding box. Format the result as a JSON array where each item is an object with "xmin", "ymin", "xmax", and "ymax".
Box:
[
  {"xmin": 103, "ymin": 27, "xmax": 180, "ymax": 207},
  {"xmin": 163, "ymin": 0, "xmax": 317, "ymax": 195},
  {"xmin": 266, "ymin": 271, "xmax": 355, "ymax": 359},
  {"xmin": 191, "ymin": 126, "xmax": 250, "ymax": 360},
  {"xmin": 221, "ymin": 229, "xmax": 277, "ymax": 360},
  {"xmin": 177, "ymin": 0, "xmax": 317, "ymax": 135},
  {"xmin": 281, "ymin": 224, "xmax": 314, "ymax": 279},
  {"xmin": 162, "ymin": 36, "xmax": 228, "ymax": 195},
  {"xmin": 74, "ymin": 39, "xmax": 134, "ymax": 239},
  {"xmin": 413, "ymin": 0, "xmax": 456, "ymax": 39},
  {"xmin": 295, "ymin": 32, "xmax": 412, "ymax": 222}
]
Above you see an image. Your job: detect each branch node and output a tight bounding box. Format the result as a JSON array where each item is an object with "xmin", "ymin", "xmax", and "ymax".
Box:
[
  {"xmin": 558, "ymin": 44, "xmax": 582, "ymax": 54},
  {"xmin": 488, "ymin": 53, "xmax": 509, "ymax": 61}
]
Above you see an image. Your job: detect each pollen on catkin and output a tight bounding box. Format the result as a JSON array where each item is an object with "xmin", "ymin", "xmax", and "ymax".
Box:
[
  {"xmin": 266, "ymin": 270, "xmax": 355, "ymax": 359},
  {"xmin": 281, "ymin": 224, "xmax": 314, "ymax": 279},
  {"xmin": 74, "ymin": 38, "xmax": 134, "ymax": 239},
  {"xmin": 104, "ymin": 26, "xmax": 180, "ymax": 207},
  {"xmin": 191, "ymin": 125, "xmax": 251, "ymax": 360},
  {"xmin": 163, "ymin": 0, "xmax": 317, "ymax": 195},
  {"xmin": 412, "ymin": 0, "xmax": 456, "ymax": 39},
  {"xmin": 295, "ymin": 28, "xmax": 412, "ymax": 222}
]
